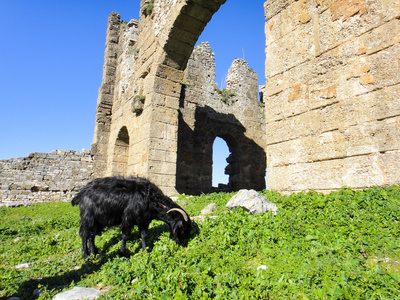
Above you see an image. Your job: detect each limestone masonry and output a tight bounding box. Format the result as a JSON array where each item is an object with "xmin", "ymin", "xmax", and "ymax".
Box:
[
  {"xmin": 92, "ymin": 0, "xmax": 399, "ymax": 195},
  {"xmin": 0, "ymin": 150, "xmax": 93, "ymax": 206},
  {"xmin": 91, "ymin": 1, "xmax": 266, "ymax": 195},
  {"xmin": 263, "ymin": 0, "xmax": 400, "ymax": 192},
  {"xmin": 1, "ymin": 0, "xmax": 399, "ymax": 204}
]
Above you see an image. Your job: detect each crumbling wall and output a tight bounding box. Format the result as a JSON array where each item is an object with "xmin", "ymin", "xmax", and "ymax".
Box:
[
  {"xmin": 0, "ymin": 150, "xmax": 93, "ymax": 206},
  {"xmin": 263, "ymin": 0, "xmax": 400, "ymax": 193},
  {"xmin": 92, "ymin": 0, "xmax": 228, "ymax": 195},
  {"xmin": 91, "ymin": 0, "xmax": 399, "ymax": 195},
  {"xmin": 176, "ymin": 42, "xmax": 266, "ymax": 194}
]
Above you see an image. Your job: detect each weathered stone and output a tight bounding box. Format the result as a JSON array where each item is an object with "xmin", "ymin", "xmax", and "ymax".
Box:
[
  {"xmin": 226, "ymin": 190, "xmax": 278, "ymax": 215},
  {"xmin": 15, "ymin": 263, "xmax": 31, "ymax": 269},
  {"xmin": 264, "ymin": 0, "xmax": 400, "ymax": 193},
  {"xmin": 0, "ymin": 150, "xmax": 93, "ymax": 205},
  {"xmin": 52, "ymin": 287, "xmax": 101, "ymax": 300},
  {"xmin": 4, "ymin": 0, "xmax": 398, "ymax": 200},
  {"xmin": 92, "ymin": 9, "xmax": 266, "ymax": 195},
  {"xmin": 200, "ymin": 203, "xmax": 217, "ymax": 215}
]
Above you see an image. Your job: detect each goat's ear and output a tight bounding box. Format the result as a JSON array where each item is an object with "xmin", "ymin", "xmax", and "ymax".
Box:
[{"xmin": 157, "ymin": 202, "xmax": 169, "ymax": 210}]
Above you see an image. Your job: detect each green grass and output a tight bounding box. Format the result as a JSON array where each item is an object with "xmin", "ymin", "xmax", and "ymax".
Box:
[{"xmin": 1, "ymin": 186, "xmax": 400, "ymax": 299}]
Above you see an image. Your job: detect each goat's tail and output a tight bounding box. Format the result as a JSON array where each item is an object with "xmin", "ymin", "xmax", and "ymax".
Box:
[{"xmin": 71, "ymin": 192, "xmax": 82, "ymax": 206}]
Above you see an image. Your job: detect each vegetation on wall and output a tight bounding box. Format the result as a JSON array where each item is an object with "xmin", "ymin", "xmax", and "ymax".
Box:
[
  {"xmin": 1, "ymin": 185, "xmax": 399, "ymax": 299},
  {"xmin": 131, "ymin": 95, "xmax": 146, "ymax": 115},
  {"xmin": 217, "ymin": 88, "xmax": 236, "ymax": 105},
  {"xmin": 144, "ymin": 0, "xmax": 155, "ymax": 17}
]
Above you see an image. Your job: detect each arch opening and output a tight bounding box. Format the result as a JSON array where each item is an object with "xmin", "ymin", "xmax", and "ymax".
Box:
[
  {"xmin": 212, "ymin": 137, "xmax": 231, "ymax": 189},
  {"xmin": 111, "ymin": 126, "xmax": 130, "ymax": 176}
]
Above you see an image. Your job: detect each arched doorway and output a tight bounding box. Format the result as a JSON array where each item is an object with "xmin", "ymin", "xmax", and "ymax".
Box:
[
  {"xmin": 111, "ymin": 126, "xmax": 129, "ymax": 176},
  {"xmin": 212, "ymin": 136, "xmax": 230, "ymax": 189}
]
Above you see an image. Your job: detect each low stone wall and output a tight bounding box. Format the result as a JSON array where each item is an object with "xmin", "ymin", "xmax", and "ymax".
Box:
[{"xmin": 0, "ymin": 150, "xmax": 93, "ymax": 207}]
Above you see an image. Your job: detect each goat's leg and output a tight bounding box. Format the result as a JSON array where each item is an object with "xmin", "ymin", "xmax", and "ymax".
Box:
[
  {"xmin": 88, "ymin": 234, "xmax": 97, "ymax": 256},
  {"xmin": 139, "ymin": 227, "xmax": 148, "ymax": 252},
  {"xmin": 119, "ymin": 226, "xmax": 132, "ymax": 256},
  {"xmin": 81, "ymin": 236, "xmax": 89, "ymax": 259},
  {"xmin": 80, "ymin": 217, "xmax": 97, "ymax": 258},
  {"xmin": 79, "ymin": 223, "xmax": 91, "ymax": 259}
]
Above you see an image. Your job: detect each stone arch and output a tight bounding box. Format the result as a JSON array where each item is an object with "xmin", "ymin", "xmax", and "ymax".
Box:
[
  {"xmin": 158, "ymin": 0, "xmax": 228, "ymax": 70},
  {"xmin": 137, "ymin": 0, "xmax": 265, "ymax": 194},
  {"xmin": 93, "ymin": 0, "xmax": 263, "ymax": 195},
  {"xmin": 111, "ymin": 126, "xmax": 130, "ymax": 176},
  {"xmin": 212, "ymin": 136, "xmax": 230, "ymax": 188},
  {"xmin": 212, "ymin": 134, "xmax": 238, "ymax": 192},
  {"xmin": 125, "ymin": 0, "xmax": 228, "ymax": 194},
  {"xmin": 176, "ymin": 106, "xmax": 266, "ymax": 195}
]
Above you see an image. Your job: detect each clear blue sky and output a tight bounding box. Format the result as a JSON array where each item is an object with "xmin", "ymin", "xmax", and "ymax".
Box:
[{"xmin": 0, "ymin": 0, "xmax": 266, "ymax": 186}]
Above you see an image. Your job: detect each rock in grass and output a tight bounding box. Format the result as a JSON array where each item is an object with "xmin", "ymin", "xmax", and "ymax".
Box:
[
  {"xmin": 201, "ymin": 203, "xmax": 217, "ymax": 215},
  {"xmin": 226, "ymin": 189, "xmax": 278, "ymax": 215},
  {"xmin": 257, "ymin": 265, "xmax": 268, "ymax": 271},
  {"xmin": 52, "ymin": 287, "xmax": 101, "ymax": 300},
  {"xmin": 15, "ymin": 263, "xmax": 30, "ymax": 269}
]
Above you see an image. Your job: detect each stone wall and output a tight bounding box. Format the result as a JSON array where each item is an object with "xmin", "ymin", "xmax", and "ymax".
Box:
[
  {"xmin": 91, "ymin": 10, "xmax": 266, "ymax": 195},
  {"xmin": 91, "ymin": 0, "xmax": 227, "ymax": 195},
  {"xmin": 0, "ymin": 150, "xmax": 93, "ymax": 206},
  {"xmin": 263, "ymin": 0, "xmax": 400, "ymax": 193},
  {"xmin": 5, "ymin": 0, "xmax": 396, "ymax": 202},
  {"xmin": 176, "ymin": 42, "xmax": 266, "ymax": 194}
]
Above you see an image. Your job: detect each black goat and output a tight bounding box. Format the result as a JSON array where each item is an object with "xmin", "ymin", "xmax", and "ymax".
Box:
[{"xmin": 71, "ymin": 176, "xmax": 191, "ymax": 258}]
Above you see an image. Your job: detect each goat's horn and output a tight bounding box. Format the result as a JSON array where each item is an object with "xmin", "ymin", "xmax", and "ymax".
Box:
[{"xmin": 167, "ymin": 208, "xmax": 189, "ymax": 222}]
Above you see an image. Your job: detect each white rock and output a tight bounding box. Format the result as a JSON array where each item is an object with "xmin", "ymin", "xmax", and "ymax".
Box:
[
  {"xmin": 131, "ymin": 278, "xmax": 138, "ymax": 284},
  {"xmin": 15, "ymin": 263, "xmax": 30, "ymax": 269},
  {"xmin": 201, "ymin": 203, "xmax": 217, "ymax": 215},
  {"xmin": 52, "ymin": 287, "xmax": 101, "ymax": 300},
  {"xmin": 226, "ymin": 189, "xmax": 278, "ymax": 215}
]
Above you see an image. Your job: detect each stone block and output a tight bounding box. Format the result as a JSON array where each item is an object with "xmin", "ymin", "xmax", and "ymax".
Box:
[
  {"xmin": 264, "ymin": 0, "xmax": 294, "ymax": 21},
  {"xmin": 267, "ymin": 115, "xmax": 400, "ymax": 168},
  {"xmin": 357, "ymin": 19, "xmax": 400, "ymax": 56},
  {"xmin": 265, "ymin": 22, "xmax": 315, "ymax": 78},
  {"xmin": 155, "ymin": 64, "xmax": 184, "ymax": 83},
  {"xmin": 267, "ymin": 152, "xmax": 396, "ymax": 193},
  {"xmin": 226, "ymin": 189, "xmax": 278, "ymax": 214}
]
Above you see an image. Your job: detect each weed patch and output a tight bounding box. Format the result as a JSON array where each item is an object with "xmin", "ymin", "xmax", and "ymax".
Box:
[{"xmin": 0, "ymin": 186, "xmax": 399, "ymax": 299}]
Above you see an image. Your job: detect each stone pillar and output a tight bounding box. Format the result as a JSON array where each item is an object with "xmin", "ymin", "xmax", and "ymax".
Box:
[{"xmin": 91, "ymin": 12, "xmax": 121, "ymax": 177}]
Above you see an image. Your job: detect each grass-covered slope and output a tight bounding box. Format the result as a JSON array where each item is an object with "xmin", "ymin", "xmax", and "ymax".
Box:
[{"xmin": 1, "ymin": 186, "xmax": 399, "ymax": 299}]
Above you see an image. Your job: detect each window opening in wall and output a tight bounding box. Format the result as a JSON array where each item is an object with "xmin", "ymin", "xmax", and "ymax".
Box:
[
  {"xmin": 112, "ymin": 126, "xmax": 130, "ymax": 176},
  {"xmin": 212, "ymin": 137, "xmax": 230, "ymax": 189}
]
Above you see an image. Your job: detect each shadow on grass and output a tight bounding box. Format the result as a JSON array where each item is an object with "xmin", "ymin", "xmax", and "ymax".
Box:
[{"xmin": 9, "ymin": 222, "xmax": 199, "ymax": 299}]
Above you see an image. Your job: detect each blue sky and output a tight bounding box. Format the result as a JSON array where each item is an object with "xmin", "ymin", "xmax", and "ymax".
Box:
[{"xmin": 0, "ymin": 0, "xmax": 266, "ymax": 186}]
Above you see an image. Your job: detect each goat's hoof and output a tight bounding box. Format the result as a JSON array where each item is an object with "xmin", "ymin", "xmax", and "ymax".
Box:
[{"xmin": 118, "ymin": 250, "xmax": 130, "ymax": 258}]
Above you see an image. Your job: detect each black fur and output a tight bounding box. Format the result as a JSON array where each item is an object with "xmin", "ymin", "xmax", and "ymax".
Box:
[{"xmin": 71, "ymin": 176, "xmax": 191, "ymax": 258}]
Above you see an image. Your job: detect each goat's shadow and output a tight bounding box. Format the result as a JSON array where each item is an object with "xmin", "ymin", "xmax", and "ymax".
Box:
[{"xmin": 11, "ymin": 222, "xmax": 199, "ymax": 300}]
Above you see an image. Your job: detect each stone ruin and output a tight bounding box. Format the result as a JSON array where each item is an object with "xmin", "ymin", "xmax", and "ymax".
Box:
[
  {"xmin": 92, "ymin": 0, "xmax": 399, "ymax": 195},
  {"xmin": 0, "ymin": 150, "xmax": 93, "ymax": 206},
  {"xmin": 1, "ymin": 0, "xmax": 399, "ymax": 205},
  {"xmin": 91, "ymin": 7, "xmax": 266, "ymax": 195}
]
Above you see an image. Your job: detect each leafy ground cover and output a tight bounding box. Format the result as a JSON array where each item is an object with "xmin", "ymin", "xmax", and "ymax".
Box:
[{"xmin": 0, "ymin": 186, "xmax": 399, "ymax": 299}]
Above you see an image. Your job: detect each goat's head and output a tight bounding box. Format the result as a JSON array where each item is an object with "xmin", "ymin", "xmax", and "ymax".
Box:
[{"xmin": 167, "ymin": 208, "xmax": 191, "ymax": 244}]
